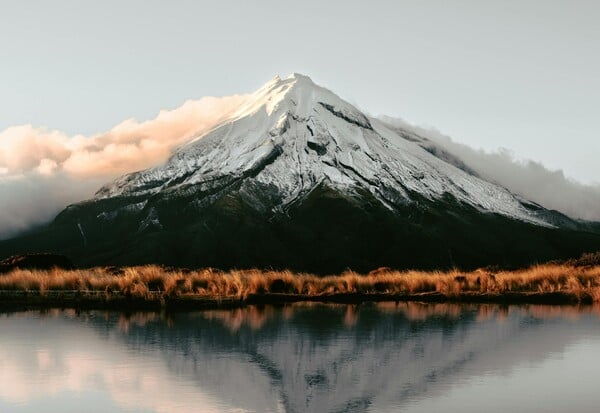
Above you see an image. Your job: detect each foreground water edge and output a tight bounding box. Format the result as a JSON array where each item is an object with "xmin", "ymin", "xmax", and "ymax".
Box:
[{"xmin": 1, "ymin": 303, "xmax": 600, "ymax": 412}]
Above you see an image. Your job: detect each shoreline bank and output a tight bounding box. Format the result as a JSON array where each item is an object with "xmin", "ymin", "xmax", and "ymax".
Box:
[
  {"xmin": 2, "ymin": 262, "xmax": 600, "ymax": 311},
  {"xmin": 0, "ymin": 289, "xmax": 594, "ymax": 312}
]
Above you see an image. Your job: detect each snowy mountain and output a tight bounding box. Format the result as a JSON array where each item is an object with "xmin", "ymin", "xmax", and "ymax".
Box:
[
  {"xmin": 1, "ymin": 74, "xmax": 599, "ymax": 271},
  {"xmin": 96, "ymin": 74, "xmax": 545, "ymax": 224}
]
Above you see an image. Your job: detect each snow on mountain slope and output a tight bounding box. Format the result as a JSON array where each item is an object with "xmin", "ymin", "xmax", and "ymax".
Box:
[{"xmin": 95, "ymin": 73, "xmax": 549, "ymax": 226}]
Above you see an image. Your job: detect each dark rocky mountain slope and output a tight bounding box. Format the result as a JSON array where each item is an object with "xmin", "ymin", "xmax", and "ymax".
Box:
[{"xmin": 1, "ymin": 74, "xmax": 598, "ymax": 273}]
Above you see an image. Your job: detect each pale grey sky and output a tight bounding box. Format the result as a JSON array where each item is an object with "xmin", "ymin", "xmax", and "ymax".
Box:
[{"xmin": 1, "ymin": 0, "xmax": 599, "ymax": 184}]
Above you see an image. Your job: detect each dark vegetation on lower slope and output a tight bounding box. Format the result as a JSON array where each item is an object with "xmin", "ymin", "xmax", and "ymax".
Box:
[
  {"xmin": 1, "ymin": 183, "xmax": 599, "ymax": 275},
  {"xmin": 0, "ymin": 253, "xmax": 73, "ymax": 273},
  {"xmin": 559, "ymin": 251, "xmax": 600, "ymax": 267}
]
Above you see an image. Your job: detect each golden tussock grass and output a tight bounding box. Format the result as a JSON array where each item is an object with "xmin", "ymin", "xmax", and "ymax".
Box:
[{"xmin": 1, "ymin": 263, "xmax": 600, "ymax": 301}]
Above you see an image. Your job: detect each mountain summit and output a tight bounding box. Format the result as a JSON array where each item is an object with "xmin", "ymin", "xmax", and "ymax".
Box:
[{"xmin": 2, "ymin": 74, "xmax": 599, "ymax": 272}]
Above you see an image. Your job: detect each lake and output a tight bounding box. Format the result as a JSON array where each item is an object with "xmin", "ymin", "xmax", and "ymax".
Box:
[{"xmin": 1, "ymin": 303, "xmax": 599, "ymax": 412}]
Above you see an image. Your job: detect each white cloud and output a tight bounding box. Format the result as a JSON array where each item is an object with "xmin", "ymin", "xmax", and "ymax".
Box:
[{"xmin": 380, "ymin": 116, "xmax": 600, "ymax": 221}]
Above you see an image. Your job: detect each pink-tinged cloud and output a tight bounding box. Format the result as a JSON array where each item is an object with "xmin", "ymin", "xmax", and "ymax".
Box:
[
  {"xmin": 0, "ymin": 95, "xmax": 247, "ymax": 179},
  {"xmin": 0, "ymin": 94, "xmax": 248, "ymax": 237}
]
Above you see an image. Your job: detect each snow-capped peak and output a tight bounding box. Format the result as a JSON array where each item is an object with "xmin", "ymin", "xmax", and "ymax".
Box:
[
  {"xmin": 95, "ymin": 73, "xmax": 550, "ymax": 226},
  {"xmin": 220, "ymin": 72, "xmax": 363, "ymax": 124}
]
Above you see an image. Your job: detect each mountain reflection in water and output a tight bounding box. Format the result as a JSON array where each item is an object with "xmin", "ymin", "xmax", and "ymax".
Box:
[{"xmin": 1, "ymin": 303, "xmax": 600, "ymax": 413}]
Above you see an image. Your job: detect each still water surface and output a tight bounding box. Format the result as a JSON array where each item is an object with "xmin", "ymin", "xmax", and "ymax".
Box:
[{"xmin": 1, "ymin": 303, "xmax": 599, "ymax": 413}]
